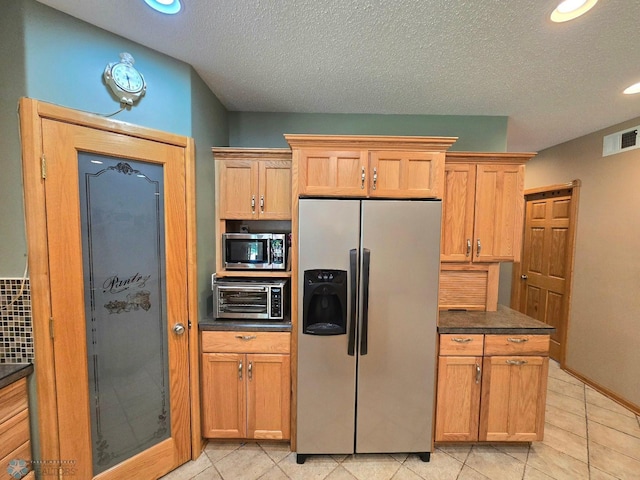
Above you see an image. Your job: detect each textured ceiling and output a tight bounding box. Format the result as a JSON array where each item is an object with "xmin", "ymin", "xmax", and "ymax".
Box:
[{"xmin": 35, "ymin": 0, "xmax": 640, "ymax": 151}]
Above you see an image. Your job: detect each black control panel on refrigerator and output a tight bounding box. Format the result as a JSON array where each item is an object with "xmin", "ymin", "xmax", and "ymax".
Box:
[{"xmin": 302, "ymin": 269, "xmax": 347, "ymax": 335}]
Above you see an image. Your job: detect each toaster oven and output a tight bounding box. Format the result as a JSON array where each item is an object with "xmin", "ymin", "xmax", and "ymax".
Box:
[{"xmin": 211, "ymin": 277, "xmax": 288, "ymax": 321}]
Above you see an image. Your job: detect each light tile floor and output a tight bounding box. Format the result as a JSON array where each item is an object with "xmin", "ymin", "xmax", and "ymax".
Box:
[{"xmin": 162, "ymin": 361, "xmax": 640, "ymax": 480}]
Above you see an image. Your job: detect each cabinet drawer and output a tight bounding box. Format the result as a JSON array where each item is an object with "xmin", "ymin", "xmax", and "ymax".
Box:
[
  {"xmin": 0, "ymin": 409, "xmax": 30, "ymax": 463},
  {"xmin": 484, "ymin": 335, "xmax": 550, "ymax": 356},
  {"xmin": 0, "ymin": 378, "xmax": 28, "ymax": 426},
  {"xmin": 202, "ymin": 331, "xmax": 290, "ymax": 354},
  {"xmin": 0, "ymin": 439, "xmax": 32, "ymax": 480},
  {"xmin": 439, "ymin": 334, "xmax": 484, "ymax": 355}
]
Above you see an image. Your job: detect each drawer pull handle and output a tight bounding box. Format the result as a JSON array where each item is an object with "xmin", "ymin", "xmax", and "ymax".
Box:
[
  {"xmin": 452, "ymin": 337, "xmax": 473, "ymax": 343},
  {"xmin": 506, "ymin": 359, "xmax": 528, "ymax": 366},
  {"xmin": 236, "ymin": 335, "xmax": 257, "ymax": 341},
  {"xmin": 475, "ymin": 363, "xmax": 481, "ymax": 384},
  {"xmin": 507, "ymin": 337, "xmax": 528, "ymax": 343}
]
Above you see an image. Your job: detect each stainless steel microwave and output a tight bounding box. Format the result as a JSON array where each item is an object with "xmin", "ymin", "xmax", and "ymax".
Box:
[
  {"xmin": 222, "ymin": 233, "xmax": 286, "ymax": 270},
  {"xmin": 211, "ymin": 278, "xmax": 288, "ymax": 321}
]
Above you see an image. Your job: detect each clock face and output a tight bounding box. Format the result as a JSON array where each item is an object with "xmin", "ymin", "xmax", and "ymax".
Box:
[{"xmin": 111, "ymin": 63, "xmax": 145, "ymax": 93}]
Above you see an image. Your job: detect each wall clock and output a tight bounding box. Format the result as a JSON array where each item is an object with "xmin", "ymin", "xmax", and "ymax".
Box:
[{"xmin": 103, "ymin": 52, "xmax": 146, "ymax": 106}]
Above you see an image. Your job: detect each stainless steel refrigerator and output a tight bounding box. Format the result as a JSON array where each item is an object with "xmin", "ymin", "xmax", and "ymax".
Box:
[{"xmin": 296, "ymin": 198, "xmax": 441, "ymax": 463}]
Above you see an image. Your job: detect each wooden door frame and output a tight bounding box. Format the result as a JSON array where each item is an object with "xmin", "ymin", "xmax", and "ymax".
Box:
[
  {"xmin": 19, "ymin": 98, "xmax": 203, "ymax": 468},
  {"xmin": 510, "ymin": 180, "xmax": 580, "ymax": 367}
]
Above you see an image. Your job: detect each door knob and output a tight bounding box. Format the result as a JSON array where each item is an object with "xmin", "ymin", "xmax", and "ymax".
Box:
[
  {"xmin": 173, "ymin": 323, "xmax": 186, "ymax": 335},
  {"xmin": 521, "ymin": 274, "xmax": 528, "ymax": 280}
]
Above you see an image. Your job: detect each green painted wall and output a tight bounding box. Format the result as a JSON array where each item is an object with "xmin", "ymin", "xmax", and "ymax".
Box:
[
  {"xmin": 190, "ymin": 70, "xmax": 228, "ymax": 316},
  {"xmin": 23, "ymin": 0, "xmax": 192, "ymax": 136},
  {"xmin": 0, "ymin": 0, "xmax": 228, "ymax": 302},
  {"xmin": 229, "ymin": 112, "xmax": 508, "ymax": 151},
  {"xmin": 0, "ymin": 1, "xmax": 28, "ymax": 276}
]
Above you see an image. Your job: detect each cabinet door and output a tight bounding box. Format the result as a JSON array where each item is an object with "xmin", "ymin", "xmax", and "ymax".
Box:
[
  {"xmin": 201, "ymin": 353, "xmax": 246, "ymax": 438},
  {"xmin": 298, "ymin": 149, "xmax": 368, "ymax": 196},
  {"xmin": 435, "ymin": 355, "xmax": 482, "ymax": 442},
  {"xmin": 441, "ymin": 163, "xmax": 476, "ymax": 262},
  {"xmin": 258, "ymin": 161, "xmax": 291, "ymax": 219},
  {"xmin": 218, "ymin": 160, "xmax": 258, "ymax": 219},
  {"xmin": 246, "ymin": 354, "xmax": 291, "ymax": 440},
  {"xmin": 369, "ymin": 151, "xmax": 444, "ymax": 198},
  {"xmin": 479, "ymin": 355, "xmax": 548, "ymax": 441},
  {"xmin": 473, "ymin": 164, "xmax": 525, "ymax": 262}
]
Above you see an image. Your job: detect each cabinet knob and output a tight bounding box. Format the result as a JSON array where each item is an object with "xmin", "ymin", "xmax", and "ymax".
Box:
[{"xmin": 521, "ymin": 274, "xmax": 528, "ymax": 280}]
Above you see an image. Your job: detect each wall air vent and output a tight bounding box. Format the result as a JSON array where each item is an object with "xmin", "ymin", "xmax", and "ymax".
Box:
[{"xmin": 603, "ymin": 126, "xmax": 640, "ymax": 156}]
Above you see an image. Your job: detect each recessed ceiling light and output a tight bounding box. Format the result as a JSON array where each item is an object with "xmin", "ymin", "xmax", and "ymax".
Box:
[
  {"xmin": 143, "ymin": 0, "xmax": 182, "ymax": 15},
  {"xmin": 550, "ymin": 0, "xmax": 597, "ymax": 22},
  {"xmin": 623, "ymin": 82, "xmax": 640, "ymax": 95}
]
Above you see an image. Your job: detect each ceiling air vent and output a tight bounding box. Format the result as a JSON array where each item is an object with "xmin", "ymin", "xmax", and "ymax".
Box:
[{"xmin": 603, "ymin": 126, "xmax": 640, "ymax": 156}]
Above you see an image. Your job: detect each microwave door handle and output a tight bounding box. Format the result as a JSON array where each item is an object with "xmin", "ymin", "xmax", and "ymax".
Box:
[
  {"xmin": 267, "ymin": 239, "xmax": 273, "ymax": 267},
  {"xmin": 360, "ymin": 248, "xmax": 371, "ymax": 356},
  {"xmin": 348, "ymin": 249, "xmax": 358, "ymax": 356}
]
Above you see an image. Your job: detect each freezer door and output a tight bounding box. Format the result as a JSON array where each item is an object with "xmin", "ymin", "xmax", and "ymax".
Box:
[
  {"xmin": 356, "ymin": 200, "xmax": 441, "ymax": 453},
  {"xmin": 297, "ymin": 199, "xmax": 360, "ymax": 454}
]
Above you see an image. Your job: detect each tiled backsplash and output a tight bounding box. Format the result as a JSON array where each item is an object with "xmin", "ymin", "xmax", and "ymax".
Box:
[{"xmin": 0, "ymin": 278, "xmax": 34, "ymax": 363}]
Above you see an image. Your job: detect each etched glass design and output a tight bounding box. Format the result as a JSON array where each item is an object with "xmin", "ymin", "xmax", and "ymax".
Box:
[{"xmin": 78, "ymin": 153, "xmax": 169, "ymax": 475}]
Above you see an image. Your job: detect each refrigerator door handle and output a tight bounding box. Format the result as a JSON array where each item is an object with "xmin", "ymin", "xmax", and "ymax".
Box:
[
  {"xmin": 348, "ymin": 248, "xmax": 358, "ymax": 356},
  {"xmin": 360, "ymin": 248, "xmax": 371, "ymax": 356}
]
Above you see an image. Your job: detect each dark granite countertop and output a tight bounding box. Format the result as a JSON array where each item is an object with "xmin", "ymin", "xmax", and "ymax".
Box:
[
  {"xmin": 438, "ymin": 305, "xmax": 555, "ymax": 334},
  {"xmin": 0, "ymin": 363, "xmax": 33, "ymax": 390},
  {"xmin": 199, "ymin": 318, "xmax": 292, "ymax": 332}
]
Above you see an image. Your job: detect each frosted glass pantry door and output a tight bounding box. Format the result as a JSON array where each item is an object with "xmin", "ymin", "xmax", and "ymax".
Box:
[{"xmin": 40, "ymin": 117, "xmax": 190, "ymax": 480}]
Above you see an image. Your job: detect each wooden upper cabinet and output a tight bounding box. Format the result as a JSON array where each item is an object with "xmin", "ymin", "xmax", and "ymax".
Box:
[
  {"xmin": 213, "ymin": 148, "xmax": 292, "ymax": 220},
  {"xmin": 297, "ymin": 149, "xmax": 368, "ymax": 196},
  {"xmin": 259, "ymin": 160, "xmax": 292, "ymax": 220},
  {"xmin": 474, "ymin": 164, "xmax": 525, "ymax": 262},
  {"xmin": 441, "ymin": 153, "xmax": 534, "ymax": 263},
  {"xmin": 286, "ymin": 135, "xmax": 457, "ymax": 199},
  {"xmin": 217, "ymin": 160, "xmax": 257, "ymax": 219},
  {"xmin": 441, "ymin": 163, "xmax": 477, "ymax": 261},
  {"xmin": 369, "ymin": 150, "xmax": 444, "ymax": 198}
]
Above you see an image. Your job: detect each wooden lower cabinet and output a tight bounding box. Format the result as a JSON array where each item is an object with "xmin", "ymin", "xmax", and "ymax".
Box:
[
  {"xmin": 201, "ymin": 331, "xmax": 291, "ymax": 440},
  {"xmin": 479, "ymin": 355, "xmax": 549, "ymax": 441},
  {"xmin": 435, "ymin": 355, "xmax": 482, "ymax": 442},
  {"xmin": 435, "ymin": 334, "xmax": 550, "ymax": 443},
  {"xmin": 0, "ymin": 378, "xmax": 32, "ymax": 480}
]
